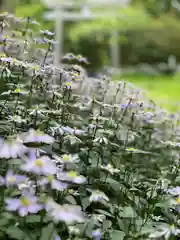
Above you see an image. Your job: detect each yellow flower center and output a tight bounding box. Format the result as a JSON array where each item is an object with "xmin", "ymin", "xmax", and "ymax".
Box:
[
  {"xmin": 107, "ymin": 164, "xmax": 113, "ymax": 169},
  {"xmin": 12, "ymin": 58, "xmax": 17, "ymax": 62},
  {"xmin": 63, "ymin": 155, "xmax": 69, "ymax": 161},
  {"xmin": 65, "ymin": 82, "xmax": 71, "ymax": 86},
  {"xmin": 47, "ymin": 175, "xmax": 54, "ymax": 182},
  {"xmin": 7, "ymin": 176, "xmax": 16, "ymax": 183},
  {"xmin": 176, "ymin": 197, "xmax": 180, "ymax": 204},
  {"xmin": 68, "ymin": 171, "xmax": 77, "ymax": 178},
  {"xmin": 68, "ymin": 189, "xmax": 74, "ymax": 194},
  {"xmin": 21, "ymin": 197, "xmax": 30, "ymax": 206},
  {"xmin": 128, "ymin": 148, "xmax": 135, "ymax": 151},
  {"xmin": 12, "ymin": 115, "xmax": 20, "ymax": 121},
  {"xmin": 35, "ymin": 159, "xmax": 43, "ymax": 167},
  {"xmin": 73, "ymin": 73, "xmax": 79, "ymax": 77},
  {"xmin": 15, "ymin": 88, "xmax": 21, "ymax": 93}
]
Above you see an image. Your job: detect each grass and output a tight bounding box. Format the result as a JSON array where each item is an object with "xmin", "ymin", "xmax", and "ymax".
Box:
[{"xmin": 113, "ymin": 73, "xmax": 180, "ymax": 112}]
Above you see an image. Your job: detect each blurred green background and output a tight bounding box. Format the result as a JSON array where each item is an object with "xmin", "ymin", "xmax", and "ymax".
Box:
[{"xmin": 1, "ymin": 0, "xmax": 180, "ymax": 112}]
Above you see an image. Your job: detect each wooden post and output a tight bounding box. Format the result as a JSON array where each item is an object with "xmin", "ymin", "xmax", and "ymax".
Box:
[
  {"xmin": 54, "ymin": 6, "xmax": 64, "ymax": 67},
  {"xmin": 0, "ymin": 0, "xmax": 17, "ymax": 13}
]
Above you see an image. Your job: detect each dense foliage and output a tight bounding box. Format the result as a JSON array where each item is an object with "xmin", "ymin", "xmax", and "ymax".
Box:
[
  {"xmin": 15, "ymin": 1, "xmax": 180, "ymax": 73},
  {"xmin": 0, "ymin": 13, "xmax": 180, "ymax": 240}
]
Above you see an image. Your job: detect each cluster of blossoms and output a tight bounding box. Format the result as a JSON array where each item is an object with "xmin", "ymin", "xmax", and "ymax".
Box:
[{"xmin": 0, "ymin": 128, "xmax": 103, "ymax": 239}]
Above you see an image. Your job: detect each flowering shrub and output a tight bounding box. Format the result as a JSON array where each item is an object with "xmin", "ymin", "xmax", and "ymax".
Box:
[{"xmin": 0, "ymin": 12, "xmax": 179, "ymax": 240}]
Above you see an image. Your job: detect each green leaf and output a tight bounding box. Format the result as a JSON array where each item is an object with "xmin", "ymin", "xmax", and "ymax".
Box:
[
  {"xmin": 5, "ymin": 226, "xmax": 25, "ymax": 240},
  {"xmin": 109, "ymin": 230, "xmax": 125, "ymax": 240},
  {"xmin": 64, "ymin": 135, "xmax": 82, "ymax": 146},
  {"xmin": 39, "ymin": 223, "xmax": 54, "ymax": 240},
  {"xmin": 95, "ymin": 209, "xmax": 114, "ymax": 218},
  {"xmin": 26, "ymin": 215, "xmax": 41, "ymax": 223},
  {"xmin": 155, "ymin": 198, "xmax": 175, "ymax": 209},
  {"xmin": 65, "ymin": 195, "xmax": 77, "ymax": 205},
  {"xmin": 120, "ymin": 206, "xmax": 137, "ymax": 218},
  {"xmin": 105, "ymin": 177, "xmax": 122, "ymax": 192},
  {"xmin": 102, "ymin": 220, "xmax": 112, "ymax": 231},
  {"xmin": 0, "ymin": 218, "xmax": 10, "ymax": 227},
  {"xmin": 9, "ymin": 159, "xmax": 23, "ymax": 166},
  {"xmin": 135, "ymin": 225, "xmax": 156, "ymax": 237},
  {"xmin": 1, "ymin": 212, "xmax": 14, "ymax": 220},
  {"xmin": 85, "ymin": 218, "xmax": 96, "ymax": 237},
  {"xmin": 81, "ymin": 197, "xmax": 90, "ymax": 211}
]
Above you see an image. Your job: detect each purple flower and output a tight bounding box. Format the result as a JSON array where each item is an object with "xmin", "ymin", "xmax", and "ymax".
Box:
[
  {"xmin": 41, "ymin": 38, "xmax": 49, "ymax": 44},
  {"xmin": 40, "ymin": 30, "xmax": 54, "ymax": 36},
  {"xmin": 53, "ymin": 234, "xmax": 61, "ymax": 240},
  {"xmin": 119, "ymin": 104, "xmax": 127, "ymax": 109},
  {"xmin": 28, "ymin": 148, "xmax": 37, "ymax": 160},
  {"xmin": 50, "ymin": 39, "xmax": 55, "ymax": 46},
  {"xmin": 21, "ymin": 129, "xmax": 54, "ymax": 146},
  {"xmin": 18, "ymin": 179, "xmax": 36, "ymax": 195},
  {"xmin": 0, "ymin": 170, "xmax": 26, "ymax": 187},
  {"xmin": 6, "ymin": 192, "xmax": 43, "ymax": 216},
  {"xmin": 39, "ymin": 175, "xmax": 68, "ymax": 191},
  {"xmin": 89, "ymin": 190, "xmax": 109, "ymax": 203},
  {"xmin": 57, "ymin": 171, "xmax": 86, "ymax": 184},
  {"xmin": 167, "ymin": 187, "xmax": 180, "ymax": 196},
  {"xmin": 53, "ymin": 154, "xmax": 79, "ymax": 164},
  {"xmin": 34, "ymin": 38, "xmax": 46, "ymax": 44},
  {"xmin": 46, "ymin": 200, "xmax": 85, "ymax": 224},
  {"xmin": 92, "ymin": 229, "xmax": 102, "ymax": 240},
  {"xmin": 12, "ymin": 88, "xmax": 28, "ymax": 95},
  {"xmin": 21, "ymin": 156, "xmax": 57, "ymax": 176},
  {"xmin": 45, "ymin": 30, "xmax": 55, "ymax": 36},
  {"xmin": 60, "ymin": 126, "xmax": 85, "ymax": 136},
  {"xmin": 0, "ymin": 57, "xmax": 12, "ymax": 63},
  {"xmin": 0, "ymin": 137, "xmax": 28, "ymax": 159},
  {"xmin": 169, "ymin": 114, "xmax": 176, "ymax": 119}
]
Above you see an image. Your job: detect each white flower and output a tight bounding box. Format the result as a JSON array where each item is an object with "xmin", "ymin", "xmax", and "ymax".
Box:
[
  {"xmin": 53, "ymin": 154, "xmax": 79, "ymax": 164},
  {"xmin": 89, "ymin": 190, "xmax": 109, "ymax": 203},
  {"xmin": 8, "ymin": 115, "xmax": 26, "ymax": 123},
  {"xmin": 21, "ymin": 156, "xmax": 57, "ymax": 176},
  {"xmin": 100, "ymin": 164, "xmax": 120, "ymax": 175},
  {"xmin": 57, "ymin": 171, "xmax": 86, "ymax": 184},
  {"xmin": 92, "ymin": 229, "xmax": 102, "ymax": 240},
  {"xmin": 46, "ymin": 199, "xmax": 85, "ymax": 224},
  {"xmin": 93, "ymin": 137, "xmax": 108, "ymax": 145},
  {"xmin": 68, "ymin": 189, "xmax": 80, "ymax": 196},
  {"xmin": 60, "ymin": 126, "xmax": 86, "ymax": 136},
  {"xmin": 21, "ymin": 129, "xmax": 54, "ymax": 145},
  {"xmin": 91, "ymin": 214, "xmax": 106, "ymax": 223},
  {"xmin": 38, "ymin": 175, "xmax": 68, "ymax": 191},
  {"xmin": 0, "ymin": 137, "xmax": 28, "ymax": 159},
  {"xmin": 167, "ymin": 186, "xmax": 180, "ymax": 196},
  {"xmin": 149, "ymin": 224, "xmax": 180, "ymax": 239},
  {"xmin": 18, "ymin": 179, "xmax": 36, "ymax": 195},
  {"xmin": 68, "ymin": 226, "xmax": 80, "ymax": 236}
]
